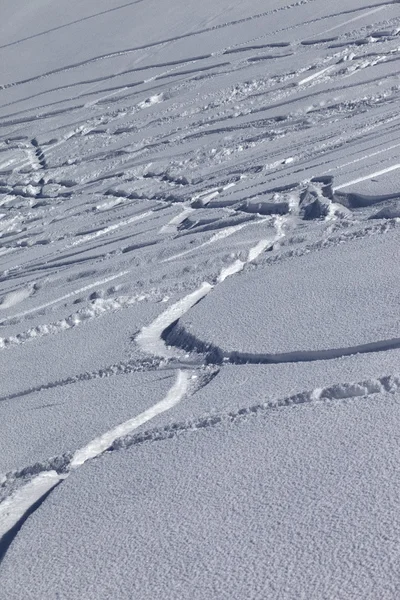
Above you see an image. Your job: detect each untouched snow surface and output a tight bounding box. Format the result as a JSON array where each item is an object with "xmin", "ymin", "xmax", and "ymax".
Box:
[{"xmin": 1, "ymin": 0, "xmax": 400, "ymax": 597}]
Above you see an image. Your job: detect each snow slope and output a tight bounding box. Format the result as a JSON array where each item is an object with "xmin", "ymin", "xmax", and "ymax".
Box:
[
  {"xmin": 1, "ymin": 0, "xmax": 400, "ymax": 597},
  {"xmin": 169, "ymin": 227, "xmax": 400, "ymax": 360},
  {"xmin": 3, "ymin": 389, "xmax": 400, "ymax": 600}
]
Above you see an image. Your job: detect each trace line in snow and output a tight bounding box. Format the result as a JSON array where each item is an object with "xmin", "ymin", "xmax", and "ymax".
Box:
[
  {"xmin": 0, "ymin": 0, "xmax": 324, "ymax": 91},
  {"xmin": 0, "ymin": 1, "xmax": 144, "ymax": 51},
  {"xmin": 298, "ymin": 65, "xmax": 334, "ymax": 85},
  {"xmin": 334, "ymin": 163, "xmax": 400, "ymax": 190},
  {"xmin": 218, "ymin": 238, "xmax": 271, "ymax": 282},
  {"xmin": 159, "ymin": 205, "xmax": 195, "ymax": 235},
  {"xmin": 219, "ymin": 219, "xmax": 284, "ymax": 282},
  {"xmin": 139, "ymin": 217, "xmax": 286, "ymax": 358},
  {"xmin": 70, "ymin": 210, "xmax": 153, "ymax": 247},
  {"xmin": 137, "ymin": 284, "xmax": 213, "ymax": 359},
  {"xmin": 0, "ymin": 370, "xmax": 190, "ymax": 554},
  {"xmin": 317, "ymin": 5, "xmax": 387, "ymax": 37},
  {"xmin": 1, "ymin": 271, "xmax": 130, "ymax": 323},
  {"xmin": 0, "ymin": 219, "xmax": 286, "ymax": 556},
  {"xmin": 0, "ymin": 293, "xmax": 149, "ymax": 350},
  {"xmin": 328, "ymin": 141, "xmax": 400, "ymax": 175},
  {"xmin": 3, "ymin": 367, "xmax": 398, "ymax": 557},
  {"xmin": 0, "ymin": 471, "xmax": 65, "ymax": 558},
  {"xmin": 162, "ymin": 222, "xmax": 249, "ymax": 263},
  {"xmin": 111, "ymin": 374, "xmax": 400, "ymax": 452},
  {"xmin": 71, "ymin": 369, "xmax": 190, "ymax": 467}
]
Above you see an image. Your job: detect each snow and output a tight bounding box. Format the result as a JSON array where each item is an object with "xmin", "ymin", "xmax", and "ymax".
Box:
[
  {"xmin": 136, "ymin": 282, "xmax": 213, "ymax": 359},
  {"xmin": 1, "ymin": 0, "xmax": 400, "ymax": 596},
  {"xmin": 0, "ymin": 371, "xmax": 176, "ymax": 474},
  {"xmin": 151, "ymin": 349, "xmax": 400, "ymax": 426},
  {"xmin": 3, "ymin": 389, "xmax": 400, "ymax": 599},
  {"xmin": 0, "ymin": 471, "xmax": 64, "ymax": 544},
  {"xmin": 70, "ymin": 369, "xmax": 190, "ymax": 468},
  {"xmin": 171, "ymin": 227, "xmax": 400, "ymax": 360}
]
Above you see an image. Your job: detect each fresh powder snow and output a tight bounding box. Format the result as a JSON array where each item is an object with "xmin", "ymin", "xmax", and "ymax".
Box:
[{"xmin": 1, "ymin": 0, "xmax": 400, "ymax": 598}]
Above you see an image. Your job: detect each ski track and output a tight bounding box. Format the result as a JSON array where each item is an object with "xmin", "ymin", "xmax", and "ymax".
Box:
[
  {"xmin": 110, "ymin": 374, "xmax": 400, "ymax": 450},
  {"xmin": 140, "ymin": 217, "xmax": 285, "ymax": 358},
  {"xmin": 0, "ymin": 370, "xmax": 190, "ymax": 547},
  {"xmin": 0, "ymin": 216, "xmax": 284, "ymax": 545},
  {"xmin": 161, "ymin": 222, "xmax": 249, "ymax": 263},
  {"xmin": 0, "ymin": 0, "xmax": 325, "ymax": 91},
  {"xmin": 0, "ymin": 293, "xmax": 150, "ymax": 350},
  {"xmin": 2, "ymin": 370, "xmax": 399, "ymax": 552},
  {"xmin": 334, "ymin": 163, "xmax": 400, "ymax": 190},
  {"xmin": 136, "ymin": 283, "xmax": 214, "ymax": 359},
  {"xmin": 69, "ymin": 210, "xmax": 154, "ymax": 248},
  {"xmin": 0, "ymin": 271, "xmax": 130, "ymax": 324},
  {"xmin": 1, "ymin": 0, "xmax": 400, "ymax": 575},
  {"xmin": 0, "ymin": 472, "xmax": 65, "ymax": 549},
  {"xmin": 317, "ymin": 5, "xmax": 388, "ymax": 36},
  {"xmin": 159, "ymin": 205, "xmax": 195, "ymax": 234},
  {"xmin": 70, "ymin": 369, "xmax": 191, "ymax": 468}
]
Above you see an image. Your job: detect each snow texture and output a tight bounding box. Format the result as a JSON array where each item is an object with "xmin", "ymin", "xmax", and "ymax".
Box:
[
  {"xmin": 1, "ymin": 0, "xmax": 400, "ymax": 596},
  {"xmin": 3, "ymin": 390, "xmax": 400, "ymax": 600},
  {"xmin": 171, "ymin": 228, "xmax": 400, "ymax": 360}
]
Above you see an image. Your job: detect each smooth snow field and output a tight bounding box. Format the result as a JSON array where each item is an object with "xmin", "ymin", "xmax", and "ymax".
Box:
[{"xmin": 1, "ymin": 0, "xmax": 400, "ymax": 598}]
